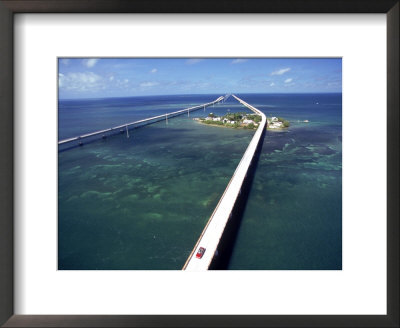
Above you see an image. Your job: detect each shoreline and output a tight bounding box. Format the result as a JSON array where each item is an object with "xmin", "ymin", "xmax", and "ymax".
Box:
[
  {"xmin": 266, "ymin": 127, "xmax": 289, "ymax": 132},
  {"xmin": 194, "ymin": 119, "xmax": 256, "ymax": 130},
  {"xmin": 195, "ymin": 119, "xmax": 289, "ymax": 131}
]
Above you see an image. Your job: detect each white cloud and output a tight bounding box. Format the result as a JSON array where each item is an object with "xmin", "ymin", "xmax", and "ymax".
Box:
[
  {"xmin": 109, "ymin": 76, "xmax": 114, "ymax": 81},
  {"xmin": 284, "ymin": 78, "xmax": 293, "ymax": 83},
  {"xmin": 58, "ymin": 73, "xmax": 65, "ymax": 87},
  {"xmin": 271, "ymin": 67, "xmax": 291, "ymax": 75},
  {"xmin": 58, "ymin": 72, "xmax": 104, "ymax": 92},
  {"xmin": 140, "ymin": 81, "xmax": 159, "ymax": 87},
  {"xmin": 186, "ymin": 59, "xmax": 203, "ymax": 65},
  {"xmin": 60, "ymin": 59, "xmax": 70, "ymax": 66},
  {"xmin": 83, "ymin": 58, "xmax": 99, "ymax": 68},
  {"xmin": 231, "ymin": 59, "xmax": 248, "ymax": 64},
  {"xmin": 270, "ymin": 82, "xmax": 275, "ymax": 86},
  {"xmin": 150, "ymin": 68, "xmax": 157, "ymax": 73}
]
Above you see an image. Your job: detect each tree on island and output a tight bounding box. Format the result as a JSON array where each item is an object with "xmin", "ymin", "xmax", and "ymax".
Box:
[
  {"xmin": 277, "ymin": 117, "xmax": 290, "ymax": 127},
  {"xmin": 247, "ymin": 114, "xmax": 262, "ymax": 124},
  {"xmin": 199, "ymin": 111, "xmax": 290, "ymax": 130}
]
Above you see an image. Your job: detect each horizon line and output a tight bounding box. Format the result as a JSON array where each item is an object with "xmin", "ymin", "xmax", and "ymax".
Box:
[{"xmin": 59, "ymin": 91, "xmax": 342, "ymax": 101}]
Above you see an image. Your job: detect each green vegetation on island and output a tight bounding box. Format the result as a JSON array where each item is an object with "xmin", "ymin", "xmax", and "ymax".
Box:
[
  {"xmin": 195, "ymin": 111, "xmax": 290, "ymax": 131},
  {"xmin": 194, "ymin": 112, "xmax": 261, "ymax": 130},
  {"xmin": 267, "ymin": 116, "xmax": 290, "ymax": 129}
]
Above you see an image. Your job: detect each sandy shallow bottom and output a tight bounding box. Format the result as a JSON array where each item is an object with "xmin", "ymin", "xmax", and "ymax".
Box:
[{"xmin": 58, "ymin": 93, "xmax": 342, "ymax": 270}]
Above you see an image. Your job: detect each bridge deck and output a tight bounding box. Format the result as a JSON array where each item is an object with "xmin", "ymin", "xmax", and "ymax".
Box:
[
  {"xmin": 58, "ymin": 96, "xmax": 225, "ymax": 145},
  {"xmin": 182, "ymin": 95, "xmax": 266, "ymax": 271}
]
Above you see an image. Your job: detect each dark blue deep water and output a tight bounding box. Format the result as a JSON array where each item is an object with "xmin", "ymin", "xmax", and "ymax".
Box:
[{"xmin": 58, "ymin": 93, "xmax": 341, "ymax": 270}]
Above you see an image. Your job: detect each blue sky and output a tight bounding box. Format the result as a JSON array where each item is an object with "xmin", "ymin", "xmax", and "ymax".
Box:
[{"xmin": 58, "ymin": 58, "xmax": 341, "ymax": 99}]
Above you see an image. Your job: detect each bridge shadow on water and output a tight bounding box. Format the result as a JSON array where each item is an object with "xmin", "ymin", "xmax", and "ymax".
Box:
[{"xmin": 209, "ymin": 127, "xmax": 266, "ymax": 270}]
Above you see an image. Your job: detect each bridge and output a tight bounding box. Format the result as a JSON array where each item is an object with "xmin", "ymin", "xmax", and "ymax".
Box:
[
  {"xmin": 182, "ymin": 95, "xmax": 267, "ymax": 271},
  {"xmin": 58, "ymin": 95, "xmax": 225, "ymax": 146},
  {"xmin": 58, "ymin": 93, "xmax": 265, "ymax": 270}
]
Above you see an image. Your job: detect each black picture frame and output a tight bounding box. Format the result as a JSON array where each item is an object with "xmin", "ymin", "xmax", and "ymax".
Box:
[{"xmin": 0, "ymin": 1, "xmax": 398, "ymax": 327}]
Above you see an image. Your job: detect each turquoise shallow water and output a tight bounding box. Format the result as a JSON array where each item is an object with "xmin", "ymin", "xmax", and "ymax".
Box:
[
  {"xmin": 58, "ymin": 93, "xmax": 342, "ymax": 270},
  {"xmin": 228, "ymin": 94, "xmax": 342, "ymax": 269},
  {"xmin": 58, "ymin": 96, "xmax": 255, "ymax": 269}
]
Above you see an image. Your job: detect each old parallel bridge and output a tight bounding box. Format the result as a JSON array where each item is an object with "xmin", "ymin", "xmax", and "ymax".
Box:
[{"xmin": 58, "ymin": 95, "xmax": 226, "ymax": 146}]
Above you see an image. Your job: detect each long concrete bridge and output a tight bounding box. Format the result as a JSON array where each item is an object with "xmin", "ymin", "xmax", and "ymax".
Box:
[
  {"xmin": 182, "ymin": 95, "xmax": 267, "ymax": 271},
  {"xmin": 59, "ymin": 93, "xmax": 264, "ymax": 270},
  {"xmin": 58, "ymin": 95, "xmax": 226, "ymax": 146}
]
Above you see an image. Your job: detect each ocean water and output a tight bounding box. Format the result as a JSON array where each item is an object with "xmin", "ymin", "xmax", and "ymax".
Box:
[
  {"xmin": 228, "ymin": 93, "xmax": 342, "ymax": 269},
  {"xmin": 58, "ymin": 94, "xmax": 222, "ymax": 140},
  {"xmin": 58, "ymin": 93, "xmax": 342, "ymax": 270},
  {"xmin": 58, "ymin": 95, "xmax": 255, "ymax": 269}
]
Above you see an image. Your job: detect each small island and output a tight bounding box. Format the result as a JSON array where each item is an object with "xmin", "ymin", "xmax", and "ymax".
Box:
[
  {"xmin": 194, "ymin": 112, "xmax": 261, "ymax": 129},
  {"xmin": 194, "ymin": 111, "xmax": 290, "ymax": 130},
  {"xmin": 267, "ymin": 116, "xmax": 290, "ymax": 130}
]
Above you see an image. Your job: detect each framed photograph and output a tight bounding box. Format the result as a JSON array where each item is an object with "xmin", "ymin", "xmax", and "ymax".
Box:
[{"xmin": 0, "ymin": 1, "xmax": 398, "ymax": 327}]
